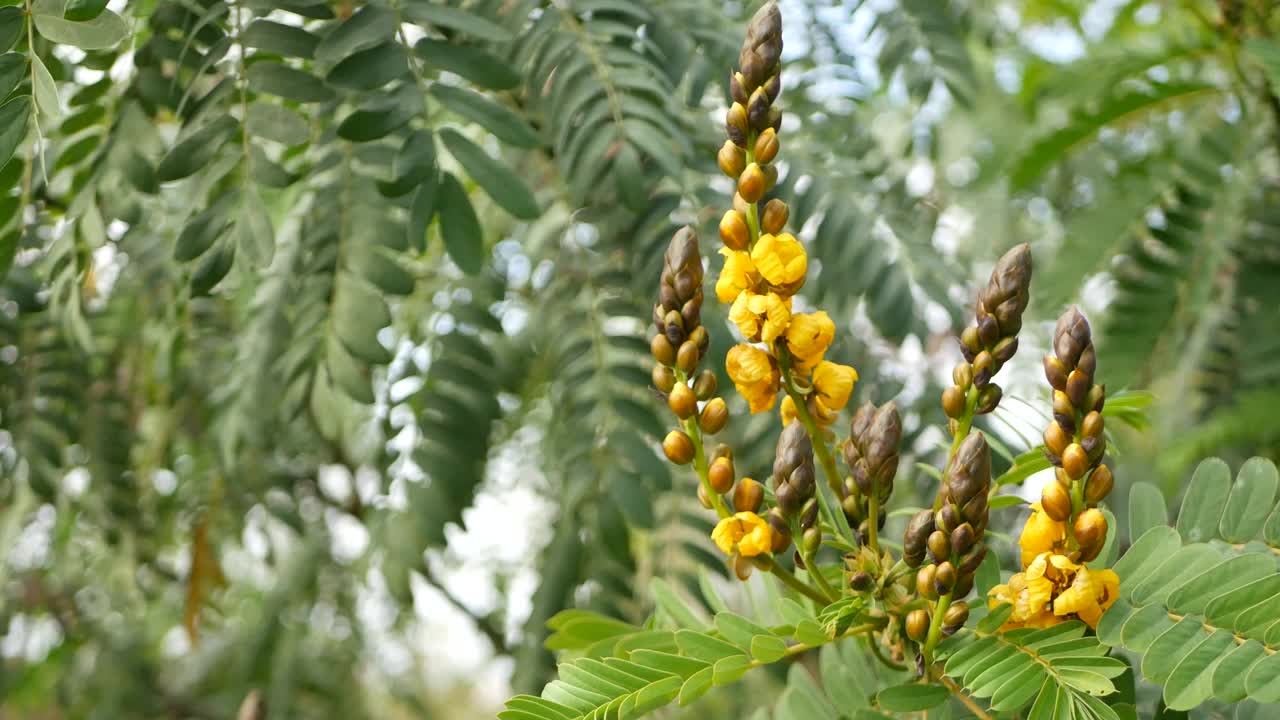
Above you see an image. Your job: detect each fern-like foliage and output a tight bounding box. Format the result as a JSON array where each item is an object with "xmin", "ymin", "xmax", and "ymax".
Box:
[{"xmin": 1099, "ymin": 457, "xmax": 1280, "ymax": 710}]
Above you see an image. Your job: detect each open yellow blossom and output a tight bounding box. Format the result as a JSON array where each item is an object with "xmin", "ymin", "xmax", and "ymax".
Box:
[
  {"xmin": 716, "ymin": 249, "xmax": 760, "ymax": 304},
  {"xmin": 1054, "ymin": 565, "xmax": 1120, "ymax": 627},
  {"xmin": 726, "ymin": 344, "xmax": 780, "ymax": 413},
  {"xmin": 813, "ymin": 361, "xmax": 858, "ymax": 415},
  {"xmin": 712, "ymin": 512, "xmax": 773, "ymax": 557},
  {"xmin": 729, "ymin": 290, "xmax": 791, "ymax": 344},
  {"xmin": 751, "ymin": 233, "xmax": 807, "ymax": 291},
  {"xmin": 1020, "ymin": 501, "xmax": 1067, "ymax": 568},
  {"xmin": 785, "ymin": 312, "xmax": 834, "ymax": 370}
]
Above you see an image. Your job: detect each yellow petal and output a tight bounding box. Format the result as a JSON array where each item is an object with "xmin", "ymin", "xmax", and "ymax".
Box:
[
  {"xmin": 760, "ymin": 293, "xmax": 791, "ymax": 343},
  {"xmin": 785, "ymin": 311, "xmax": 835, "ymax": 368},
  {"xmin": 716, "ymin": 249, "xmax": 758, "ymax": 304},
  {"xmin": 726, "ymin": 344, "xmax": 772, "ymax": 384},
  {"xmin": 1019, "ymin": 501, "xmax": 1067, "ymax": 568},
  {"xmin": 813, "ymin": 361, "xmax": 858, "ymax": 412},
  {"xmin": 751, "ymin": 233, "xmax": 808, "ymax": 288},
  {"xmin": 711, "ymin": 516, "xmax": 742, "ymax": 555}
]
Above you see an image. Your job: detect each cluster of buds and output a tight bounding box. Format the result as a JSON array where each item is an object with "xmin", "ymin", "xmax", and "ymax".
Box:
[
  {"xmin": 1039, "ymin": 307, "xmax": 1111, "ymax": 557},
  {"xmin": 653, "ymin": 229, "xmax": 728, "ymax": 467},
  {"xmin": 771, "ymin": 421, "xmax": 817, "ymax": 559},
  {"xmin": 903, "ymin": 433, "xmax": 992, "ymax": 641},
  {"xmin": 840, "ymin": 402, "xmax": 901, "ymax": 543},
  {"xmin": 942, "ymin": 244, "xmax": 1032, "ymax": 422},
  {"xmin": 720, "ymin": 1, "xmax": 782, "ymax": 210}
]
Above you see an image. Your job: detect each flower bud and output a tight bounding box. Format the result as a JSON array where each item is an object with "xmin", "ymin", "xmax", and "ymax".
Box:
[
  {"xmin": 697, "ymin": 482, "xmax": 713, "ymax": 509},
  {"xmin": 849, "ymin": 571, "xmax": 873, "ymax": 592},
  {"xmin": 802, "ymin": 526, "xmax": 821, "ymax": 554},
  {"xmin": 1084, "ymin": 465, "xmax": 1113, "ymax": 504},
  {"xmin": 934, "ymin": 561, "xmax": 956, "ymax": 594},
  {"xmin": 1073, "ymin": 508, "xmax": 1107, "ymax": 552},
  {"xmin": 1066, "ymin": 369, "xmax": 1090, "ymax": 409},
  {"xmin": 906, "ymin": 609, "xmax": 930, "ymax": 642},
  {"xmin": 1052, "ymin": 390, "xmax": 1075, "ymax": 422},
  {"xmin": 738, "ymin": 163, "xmax": 766, "ymax": 203},
  {"xmin": 991, "ymin": 336, "xmax": 1018, "ymax": 364},
  {"xmin": 916, "ymin": 565, "xmax": 938, "ymax": 600},
  {"xmin": 952, "ymin": 362, "xmax": 973, "ymax": 391},
  {"xmin": 1041, "ymin": 480, "xmax": 1072, "ymax": 521},
  {"xmin": 800, "ymin": 498, "xmax": 820, "ymax": 530},
  {"xmin": 1043, "ymin": 421, "xmax": 1071, "ymax": 456},
  {"xmin": 903, "ymin": 509, "xmax": 935, "ymax": 567},
  {"xmin": 669, "ymin": 383, "xmax": 697, "ymax": 419},
  {"xmin": 663, "ymin": 430, "xmax": 694, "ymax": 464},
  {"xmin": 726, "ymin": 103, "xmax": 748, "ymax": 146},
  {"xmin": 718, "ymin": 140, "xmax": 746, "ymax": 177},
  {"xmin": 730, "ymin": 71, "xmax": 748, "ymax": 105},
  {"xmin": 719, "ymin": 210, "xmax": 750, "ymax": 251},
  {"xmin": 699, "ymin": 398, "xmax": 729, "ymax": 434},
  {"xmin": 651, "ymin": 334, "xmax": 675, "ymax": 366},
  {"xmin": 734, "ymin": 477, "xmax": 764, "ymax": 513},
  {"xmin": 733, "ymin": 554, "xmax": 754, "ymax": 581},
  {"xmin": 754, "ymin": 128, "xmax": 779, "ymax": 164},
  {"xmin": 747, "ymin": 87, "xmax": 771, "ymax": 130},
  {"xmin": 1055, "ymin": 467, "xmax": 1071, "ymax": 488},
  {"xmin": 977, "ymin": 313, "xmax": 999, "ymax": 348},
  {"xmin": 652, "ymin": 364, "xmax": 676, "ymax": 393},
  {"xmin": 676, "ymin": 340, "xmax": 700, "ymax": 374},
  {"xmin": 1062, "ymin": 443, "xmax": 1088, "ymax": 480},
  {"xmin": 706, "ymin": 457, "xmax": 733, "ymax": 494},
  {"xmin": 942, "ymin": 386, "xmax": 966, "ymax": 419},
  {"xmin": 1044, "ymin": 356, "xmax": 1067, "ymax": 391},
  {"xmin": 767, "ymin": 508, "xmax": 791, "ymax": 553},
  {"xmin": 972, "ymin": 351, "xmax": 994, "ymax": 386},
  {"xmin": 975, "ymin": 383, "xmax": 1002, "ymax": 415},
  {"xmin": 942, "ymin": 601, "xmax": 969, "ymax": 635},
  {"xmin": 1081, "ymin": 411, "xmax": 1103, "ymax": 439},
  {"xmin": 927, "ymin": 530, "xmax": 951, "ymax": 563},
  {"xmin": 761, "ymin": 198, "xmax": 788, "ymax": 234},
  {"xmin": 950, "ymin": 523, "xmax": 975, "ymax": 556},
  {"xmin": 959, "ymin": 327, "xmax": 981, "ymax": 361},
  {"xmin": 711, "ymin": 444, "xmax": 733, "ymax": 462},
  {"xmin": 1087, "ymin": 384, "xmax": 1106, "ymax": 413},
  {"xmin": 693, "ymin": 369, "xmax": 717, "ymax": 400}
]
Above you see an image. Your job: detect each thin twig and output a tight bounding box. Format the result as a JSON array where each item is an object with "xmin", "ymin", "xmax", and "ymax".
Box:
[{"xmin": 940, "ymin": 675, "xmax": 995, "ymax": 720}]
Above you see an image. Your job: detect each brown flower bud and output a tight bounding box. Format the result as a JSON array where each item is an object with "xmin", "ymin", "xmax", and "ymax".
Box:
[
  {"xmin": 1081, "ymin": 411, "xmax": 1103, "ymax": 439},
  {"xmin": 652, "ymin": 364, "xmax": 676, "ymax": 393},
  {"xmin": 942, "ymin": 386, "xmax": 966, "ymax": 419},
  {"xmin": 762, "ymin": 164, "xmax": 778, "ymax": 191},
  {"xmin": 942, "ymin": 601, "xmax": 970, "ymax": 635},
  {"xmin": 730, "ymin": 71, "xmax": 748, "ymax": 105},
  {"xmin": 849, "ymin": 571, "xmax": 873, "ymax": 592},
  {"xmin": 711, "ymin": 443, "xmax": 733, "ymax": 463},
  {"xmin": 960, "ymin": 326, "xmax": 981, "ymax": 361},
  {"xmin": 719, "ymin": 210, "xmax": 750, "ymax": 251},
  {"xmin": 991, "ymin": 336, "xmax": 1018, "ymax": 364},
  {"xmin": 1053, "ymin": 306, "xmax": 1092, "ymax": 369},
  {"xmin": 952, "ymin": 362, "xmax": 973, "ymax": 391},
  {"xmin": 767, "ymin": 508, "xmax": 791, "ymax": 553},
  {"xmin": 958, "ymin": 546, "xmax": 988, "ymax": 576},
  {"xmin": 1073, "ymin": 508, "xmax": 1107, "ymax": 552},
  {"xmin": 1066, "ymin": 369, "xmax": 1090, "ymax": 409},
  {"xmin": 934, "ymin": 561, "xmax": 957, "ymax": 594},
  {"xmin": 975, "ymin": 383, "xmax": 1002, "ymax": 415},
  {"xmin": 663, "ymin": 430, "xmax": 694, "ymax": 464},
  {"xmin": 972, "ymin": 351, "xmax": 994, "ymax": 386},
  {"xmin": 1062, "ymin": 443, "xmax": 1088, "ymax": 480},
  {"xmin": 1043, "ymin": 421, "xmax": 1071, "ymax": 457},
  {"xmin": 718, "ymin": 140, "xmax": 746, "ymax": 177},
  {"xmin": 699, "ymin": 398, "xmax": 729, "ymax": 434},
  {"xmin": 903, "ymin": 509, "xmax": 935, "ymax": 567},
  {"xmin": 1041, "ymin": 480, "xmax": 1072, "ymax": 521},
  {"xmin": 802, "ymin": 526, "xmax": 821, "ymax": 554},
  {"xmin": 651, "ymin": 334, "xmax": 675, "ymax": 366},
  {"xmin": 693, "ymin": 369, "xmax": 717, "ymax": 400},
  {"xmin": 927, "ymin": 530, "xmax": 951, "ymax": 563},
  {"xmin": 950, "ymin": 523, "xmax": 975, "ymax": 556},
  {"xmin": 906, "ymin": 609, "xmax": 930, "ymax": 642},
  {"xmin": 738, "ymin": 163, "xmax": 766, "ymax": 203},
  {"xmin": 754, "ymin": 128, "xmax": 779, "ymax": 164},
  {"xmin": 733, "ymin": 554, "xmax": 754, "ymax": 581},
  {"xmin": 1084, "ymin": 465, "xmax": 1113, "ymax": 504},
  {"xmin": 761, "ymin": 198, "xmax": 788, "ymax": 234},
  {"xmin": 689, "ymin": 326, "xmax": 709, "ymax": 354},
  {"xmin": 668, "ymin": 383, "xmax": 697, "ymax": 419},
  {"xmin": 1044, "ymin": 356, "xmax": 1067, "ymax": 391},
  {"xmin": 916, "ymin": 565, "xmax": 939, "ymax": 600},
  {"xmin": 708, "ymin": 456, "xmax": 735, "ymax": 493},
  {"xmin": 1087, "ymin": 384, "xmax": 1106, "ymax": 413},
  {"xmin": 726, "ymin": 103, "xmax": 748, "ymax": 146},
  {"xmin": 676, "ymin": 340, "xmax": 700, "ymax": 374},
  {"xmin": 1055, "ymin": 467, "xmax": 1071, "ymax": 488},
  {"xmin": 1052, "ymin": 389, "xmax": 1075, "ymax": 419},
  {"xmin": 734, "ymin": 477, "xmax": 764, "ymax": 513}
]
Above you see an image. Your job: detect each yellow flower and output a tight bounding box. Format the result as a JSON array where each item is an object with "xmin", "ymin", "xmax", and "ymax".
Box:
[
  {"xmin": 711, "ymin": 512, "xmax": 773, "ymax": 557},
  {"xmin": 1054, "ymin": 566, "xmax": 1120, "ymax": 628},
  {"xmin": 716, "ymin": 249, "xmax": 759, "ymax": 304},
  {"xmin": 1019, "ymin": 501, "xmax": 1067, "ymax": 569},
  {"xmin": 785, "ymin": 312, "xmax": 834, "ymax": 370},
  {"xmin": 780, "ymin": 395, "xmax": 798, "ymax": 425},
  {"xmin": 813, "ymin": 361, "xmax": 858, "ymax": 416},
  {"xmin": 729, "ymin": 290, "xmax": 791, "ymax": 344},
  {"xmin": 726, "ymin": 344, "xmax": 780, "ymax": 413},
  {"xmin": 751, "ymin": 233, "xmax": 807, "ymax": 291}
]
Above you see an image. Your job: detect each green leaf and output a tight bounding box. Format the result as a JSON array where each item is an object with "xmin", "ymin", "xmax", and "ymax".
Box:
[
  {"xmin": 990, "ymin": 494, "xmax": 1029, "ymax": 510},
  {"xmin": 876, "ymin": 683, "xmax": 948, "ymax": 712},
  {"xmin": 673, "ymin": 630, "xmax": 742, "ymax": 663},
  {"xmin": 33, "ymin": 7, "xmax": 126, "ymax": 49},
  {"xmin": 406, "ymin": 170, "xmax": 439, "ymax": 252},
  {"xmin": 377, "ymin": 130, "xmax": 436, "ymax": 197},
  {"xmin": 0, "ymin": 95, "xmax": 29, "ymax": 170},
  {"xmin": 403, "ymin": 4, "xmax": 512, "ymax": 42},
  {"xmin": 1165, "ymin": 552, "xmax": 1276, "ymax": 616},
  {"xmin": 189, "ymin": 240, "xmax": 234, "ymax": 296},
  {"xmin": 0, "ymin": 53, "xmax": 24, "ymax": 100},
  {"xmin": 325, "ymin": 334, "xmax": 373, "ymax": 403},
  {"xmin": 430, "ymin": 84, "xmax": 540, "ymax": 148},
  {"xmin": 676, "ymin": 666, "xmax": 712, "ymax": 706},
  {"xmin": 333, "ymin": 275, "xmax": 392, "ymax": 364},
  {"xmin": 1128, "ymin": 543, "xmax": 1224, "ymax": 607},
  {"xmin": 436, "ymin": 172, "xmax": 484, "ymax": 274},
  {"xmin": 414, "ymin": 37, "xmax": 519, "ymax": 90},
  {"xmin": 650, "ymin": 577, "xmax": 704, "ymax": 630},
  {"xmin": 64, "ymin": 0, "xmax": 107, "ymax": 22},
  {"xmin": 0, "ymin": 7, "xmax": 23, "ymax": 53},
  {"xmin": 245, "ymin": 101, "xmax": 309, "ymax": 146},
  {"xmin": 713, "ymin": 612, "xmax": 772, "ymax": 650},
  {"xmin": 1176, "ymin": 458, "xmax": 1231, "ymax": 543},
  {"xmin": 241, "ymin": 20, "xmax": 319, "ymax": 59},
  {"xmin": 438, "ymin": 128, "xmax": 539, "ymax": 219},
  {"xmin": 325, "ymin": 41, "xmax": 408, "ymax": 91},
  {"xmin": 1221, "ymin": 458, "xmax": 1279, "ymax": 542},
  {"xmin": 750, "ymin": 635, "xmax": 787, "ymax": 663},
  {"xmin": 156, "ymin": 115, "xmax": 237, "ymax": 182},
  {"xmin": 30, "ymin": 53, "xmax": 60, "ymax": 120},
  {"xmin": 1128, "ymin": 482, "xmax": 1167, "ymax": 543},
  {"xmin": 711, "ymin": 654, "xmax": 751, "ymax": 685},
  {"xmin": 314, "ymin": 4, "xmax": 395, "ymax": 69},
  {"xmin": 233, "ymin": 188, "xmax": 274, "ymax": 268},
  {"xmin": 247, "ymin": 62, "xmax": 335, "ymax": 103},
  {"xmin": 174, "ymin": 200, "xmax": 233, "ymax": 262},
  {"xmin": 336, "ymin": 87, "xmax": 417, "ymax": 141},
  {"xmin": 1161, "ymin": 629, "xmax": 1235, "ymax": 710}
]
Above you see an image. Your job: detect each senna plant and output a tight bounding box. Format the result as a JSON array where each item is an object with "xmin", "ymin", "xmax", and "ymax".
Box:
[{"xmin": 502, "ymin": 4, "xmax": 1280, "ymax": 720}]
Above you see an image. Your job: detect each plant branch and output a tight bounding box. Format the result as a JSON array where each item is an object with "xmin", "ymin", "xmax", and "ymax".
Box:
[
  {"xmin": 757, "ymin": 554, "xmax": 832, "ymax": 605},
  {"xmin": 419, "ymin": 564, "xmax": 510, "ymax": 654},
  {"xmin": 940, "ymin": 675, "xmax": 995, "ymax": 720}
]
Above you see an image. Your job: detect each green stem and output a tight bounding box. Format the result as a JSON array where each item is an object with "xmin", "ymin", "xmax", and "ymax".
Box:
[
  {"xmin": 923, "ymin": 590, "xmax": 951, "ymax": 665},
  {"xmin": 758, "ymin": 555, "xmax": 831, "ymax": 605},
  {"xmin": 867, "ymin": 484, "xmax": 880, "ymax": 554},
  {"xmin": 866, "ymin": 634, "xmax": 907, "ymax": 672},
  {"xmin": 935, "ymin": 386, "xmax": 978, "ymax": 510},
  {"xmin": 675, "ymin": 368, "xmax": 730, "ymax": 519}
]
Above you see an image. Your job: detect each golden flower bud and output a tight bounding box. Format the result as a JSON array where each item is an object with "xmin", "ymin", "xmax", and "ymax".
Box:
[
  {"xmin": 719, "ymin": 210, "xmax": 750, "ymax": 251},
  {"xmin": 693, "ymin": 369, "xmax": 717, "ymax": 400},
  {"xmin": 1055, "ymin": 467, "xmax": 1071, "ymax": 488},
  {"xmin": 1081, "ymin": 411, "xmax": 1104, "ymax": 439},
  {"xmin": 1062, "ymin": 443, "xmax": 1089, "ymax": 480},
  {"xmin": 761, "ymin": 198, "xmax": 788, "ymax": 234},
  {"xmin": 762, "ymin": 164, "xmax": 778, "ymax": 191},
  {"xmin": 1044, "ymin": 355, "xmax": 1068, "ymax": 390},
  {"xmin": 767, "ymin": 508, "xmax": 792, "ymax": 553},
  {"xmin": 952, "ymin": 362, "xmax": 973, "ymax": 391},
  {"xmin": 802, "ymin": 526, "xmax": 821, "ymax": 554},
  {"xmin": 733, "ymin": 477, "xmax": 764, "ymax": 513},
  {"xmin": 669, "ymin": 383, "xmax": 697, "ymax": 419},
  {"xmin": 942, "ymin": 386, "xmax": 966, "ymax": 419},
  {"xmin": 972, "ymin": 351, "xmax": 994, "ymax": 385},
  {"xmin": 1041, "ymin": 480, "xmax": 1072, "ymax": 521},
  {"xmin": 906, "ymin": 609, "xmax": 930, "ymax": 642},
  {"xmin": 726, "ymin": 103, "xmax": 749, "ymax": 146},
  {"xmin": 927, "ymin": 530, "xmax": 951, "ymax": 563},
  {"xmin": 1084, "ymin": 465, "xmax": 1114, "ymax": 504},
  {"xmin": 718, "ymin": 140, "xmax": 746, "ymax": 177},
  {"xmin": 652, "ymin": 364, "xmax": 676, "ymax": 393},
  {"xmin": 700, "ymin": 398, "xmax": 730, "ymax": 435},
  {"xmin": 733, "ymin": 554, "xmax": 754, "ymax": 581},
  {"xmin": 1066, "ymin": 369, "xmax": 1090, "ymax": 408},
  {"xmin": 943, "ymin": 601, "xmax": 970, "ymax": 633},
  {"xmin": 697, "ymin": 482, "xmax": 713, "ymax": 509},
  {"xmin": 934, "ymin": 561, "xmax": 957, "ymax": 594},
  {"xmin": 651, "ymin": 334, "xmax": 675, "ymax": 366},
  {"xmin": 1073, "ymin": 508, "xmax": 1107, "ymax": 551},
  {"xmin": 960, "ymin": 326, "xmax": 981, "ymax": 356},
  {"xmin": 975, "ymin": 383, "xmax": 1002, "ymax": 415},
  {"xmin": 754, "ymin": 128, "xmax": 779, "ymax": 164},
  {"xmin": 711, "ymin": 443, "xmax": 733, "ymax": 462},
  {"xmin": 663, "ymin": 430, "xmax": 695, "ymax": 464},
  {"xmin": 1052, "ymin": 389, "xmax": 1074, "ymax": 419},
  {"xmin": 1086, "ymin": 384, "xmax": 1106, "ymax": 413},
  {"xmin": 1043, "ymin": 421, "xmax": 1071, "ymax": 457},
  {"xmin": 738, "ymin": 163, "xmax": 766, "ymax": 203},
  {"xmin": 733, "ymin": 192, "xmax": 750, "ymax": 216},
  {"xmin": 916, "ymin": 565, "xmax": 938, "ymax": 600},
  {"xmin": 676, "ymin": 340, "xmax": 700, "ymax": 374},
  {"xmin": 708, "ymin": 456, "xmax": 735, "ymax": 493}
]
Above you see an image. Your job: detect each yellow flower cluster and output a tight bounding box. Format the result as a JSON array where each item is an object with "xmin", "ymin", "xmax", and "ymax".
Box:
[
  {"xmin": 988, "ymin": 502, "xmax": 1119, "ymax": 629},
  {"xmin": 711, "ymin": 511, "xmax": 773, "ymax": 557}
]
